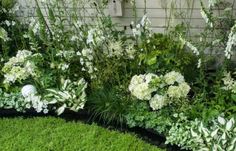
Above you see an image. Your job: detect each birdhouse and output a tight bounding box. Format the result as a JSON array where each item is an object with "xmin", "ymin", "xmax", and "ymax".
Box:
[{"xmin": 108, "ymin": 0, "xmax": 123, "ymax": 17}]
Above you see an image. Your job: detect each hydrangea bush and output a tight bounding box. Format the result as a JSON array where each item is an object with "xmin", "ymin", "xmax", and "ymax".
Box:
[{"xmin": 129, "ymin": 71, "xmax": 190, "ymax": 110}]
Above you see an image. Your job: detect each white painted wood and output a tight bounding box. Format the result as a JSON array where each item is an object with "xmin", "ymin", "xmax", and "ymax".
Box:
[
  {"xmin": 16, "ymin": 0, "xmax": 236, "ymax": 33},
  {"xmin": 108, "ymin": 0, "xmax": 123, "ymax": 16}
]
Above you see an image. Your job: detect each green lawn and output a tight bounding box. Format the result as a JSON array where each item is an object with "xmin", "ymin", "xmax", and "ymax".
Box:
[{"xmin": 0, "ymin": 117, "xmax": 164, "ymax": 151}]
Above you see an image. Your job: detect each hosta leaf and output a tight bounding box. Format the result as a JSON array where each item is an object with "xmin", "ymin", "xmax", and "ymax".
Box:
[
  {"xmin": 227, "ymin": 145, "xmax": 235, "ymax": 151},
  {"xmin": 191, "ymin": 129, "xmax": 198, "ymax": 137},
  {"xmin": 58, "ymin": 91, "xmax": 70, "ymax": 100},
  {"xmin": 218, "ymin": 116, "xmax": 226, "ymax": 125},
  {"xmin": 226, "ymin": 118, "xmax": 234, "ymax": 131},
  {"xmin": 210, "ymin": 129, "xmax": 219, "ymax": 137},
  {"xmin": 221, "ymin": 132, "xmax": 226, "ymax": 140},
  {"xmin": 48, "ymin": 99, "xmax": 57, "ymax": 104},
  {"xmin": 56, "ymin": 104, "xmax": 66, "ymax": 115},
  {"xmin": 202, "ymin": 127, "xmax": 209, "ymax": 137}
]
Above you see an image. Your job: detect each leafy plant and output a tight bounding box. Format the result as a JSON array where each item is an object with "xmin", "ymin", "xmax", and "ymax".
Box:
[
  {"xmin": 46, "ymin": 78, "xmax": 87, "ymax": 115},
  {"xmin": 87, "ymin": 86, "xmax": 132, "ymax": 125},
  {"xmin": 138, "ymin": 33, "xmax": 196, "ymax": 74}
]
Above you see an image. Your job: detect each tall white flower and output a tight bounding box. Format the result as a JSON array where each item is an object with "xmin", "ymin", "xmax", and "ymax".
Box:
[
  {"xmin": 200, "ymin": 8, "xmax": 213, "ymax": 28},
  {"xmin": 180, "ymin": 36, "xmax": 200, "ymax": 56},
  {"xmin": 208, "ymin": 0, "xmax": 219, "ymax": 8},
  {"xmin": 225, "ymin": 23, "xmax": 236, "ymax": 59}
]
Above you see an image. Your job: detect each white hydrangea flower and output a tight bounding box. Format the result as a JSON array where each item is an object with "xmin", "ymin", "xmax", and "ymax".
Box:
[
  {"xmin": 179, "ymin": 82, "xmax": 191, "ymax": 97},
  {"xmin": 145, "ymin": 73, "xmax": 158, "ymax": 84},
  {"xmin": 16, "ymin": 50, "xmax": 32, "ymax": 60},
  {"xmin": 164, "ymin": 71, "xmax": 185, "ymax": 85},
  {"xmin": 167, "ymin": 85, "xmax": 182, "ymax": 98},
  {"xmin": 129, "ymin": 74, "xmax": 156, "ymax": 100},
  {"xmin": 129, "ymin": 75, "xmax": 145, "ymax": 92},
  {"xmin": 131, "ymin": 82, "xmax": 153, "ymax": 100},
  {"xmin": 149, "ymin": 94, "xmax": 167, "ymax": 110},
  {"xmin": 167, "ymin": 82, "xmax": 190, "ymax": 99}
]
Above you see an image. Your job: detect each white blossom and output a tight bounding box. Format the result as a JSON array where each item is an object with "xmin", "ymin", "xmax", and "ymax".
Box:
[
  {"xmin": 164, "ymin": 71, "xmax": 185, "ymax": 85},
  {"xmin": 225, "ymin": 23, "xmax": 236, "ymax": 59},
  {"xmin": 149, "ymin": 94, "xmax": 167, "ymax": 110}
]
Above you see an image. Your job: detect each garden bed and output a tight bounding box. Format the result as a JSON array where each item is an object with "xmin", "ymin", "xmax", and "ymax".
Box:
[{"xmin": 1, "ymin": 0, "xmax": 236, "ymax": 150}]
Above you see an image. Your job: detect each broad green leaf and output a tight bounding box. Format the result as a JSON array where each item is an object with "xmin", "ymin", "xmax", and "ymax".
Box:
[{"xmin": 146, "ymin": 57, "xmax": 157, "ymax": 65}]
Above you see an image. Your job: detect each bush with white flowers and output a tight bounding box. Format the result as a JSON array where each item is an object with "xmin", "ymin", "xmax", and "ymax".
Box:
[
  {"xmin": 129, "ymin": 71, "xmax": 190, "ymax": 110},
  {"xmin": 2, "ymin": 50, "xmax": 42, "ymax": 85}
]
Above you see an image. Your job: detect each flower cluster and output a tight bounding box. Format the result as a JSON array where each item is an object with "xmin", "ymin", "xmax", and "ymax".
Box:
[
  {"xmin": 21, "ymin": 85, "xmax": 49, "ymax": 113},
  {"xmin": 208, "ymin": 0, "xmax": 220, "ymax": 8},
  {"xmin": 225, "ymin": 23, "xmax": 236, "ymax": 59},
  {"xmin": 129, "ymin": 71, "xmax": 190, "ymax": 110},
  {"xmin": 129, "ymin": 73, "xmax": 158, "ymax": 100},
  {"xmin": 24, "ymin": 94, "xmax": 49, "ymax": 113},
  {"xmin": 200, "ymin": 7, "xmax": 213, "ymax": 28},
  {"xmin": 132, "ymin": 14, "xmax": 152, "ymax": 37},
  {"xmin": 180, "ymin": 36, "xmax": 201, "ymax": 68},
  {"xmin": 222, "ymin": 72, "xmax": 236, "ymax": 93},
  {"xmin": 2, "ymin": 50, "xmax": 42, "ymax": 84}
]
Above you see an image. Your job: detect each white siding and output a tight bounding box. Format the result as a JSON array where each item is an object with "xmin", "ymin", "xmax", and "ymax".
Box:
[{"xmin": 17, "ymin": 0, "xmax": 236, "ymax": 34}]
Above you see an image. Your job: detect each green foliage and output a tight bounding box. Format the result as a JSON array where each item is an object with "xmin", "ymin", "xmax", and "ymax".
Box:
[
  {"xmin": 125, "ymin": 102, "xmax": 175, "ymax": 134},
  {"xmin": 0, "ymin": 117, "xmax": 164, "ymax": 151},
  {"xmin": 190, "ymin": 116, "xmax": 236, "ymax": 151},
  {"xmin": 87, "ymin": 86, "xmax": 132, "ymax": 125},
  {"xmin": 0, "ymin": 0, "xmax": 28, "ymax": 58},
  {"xmin": 0, "ymin": 89, "xmax": 26, "ymax": 112},
  {"xmin": 46, "ymin": 79, "xmax": 87, "ymax": 115},
  {"xmin": 138, "ymin": 33, "xmax": 196, "ymax": 74},
  {"xmin": 166, "ymin": 115, "xmax": 236, "ymax": 151}
]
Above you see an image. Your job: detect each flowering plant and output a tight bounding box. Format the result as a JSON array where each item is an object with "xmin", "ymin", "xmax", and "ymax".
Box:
[
  {"xmin": 2, "ymin": 50, "xmax": 42, "ymax": 85},
  {"xmin": 129, "ymin": 71, "xmax": 190, "ymax": 110}
]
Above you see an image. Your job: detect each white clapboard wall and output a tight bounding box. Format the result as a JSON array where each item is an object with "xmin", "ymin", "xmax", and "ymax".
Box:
[{"xmin": 17, "ymin": 0, "xmax": 236, "ymax": 34}]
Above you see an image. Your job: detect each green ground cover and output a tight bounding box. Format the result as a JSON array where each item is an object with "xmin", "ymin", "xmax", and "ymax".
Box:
[{"xmin": 0, "ymin": 117, "xmax": 164, "ymax": 151}]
